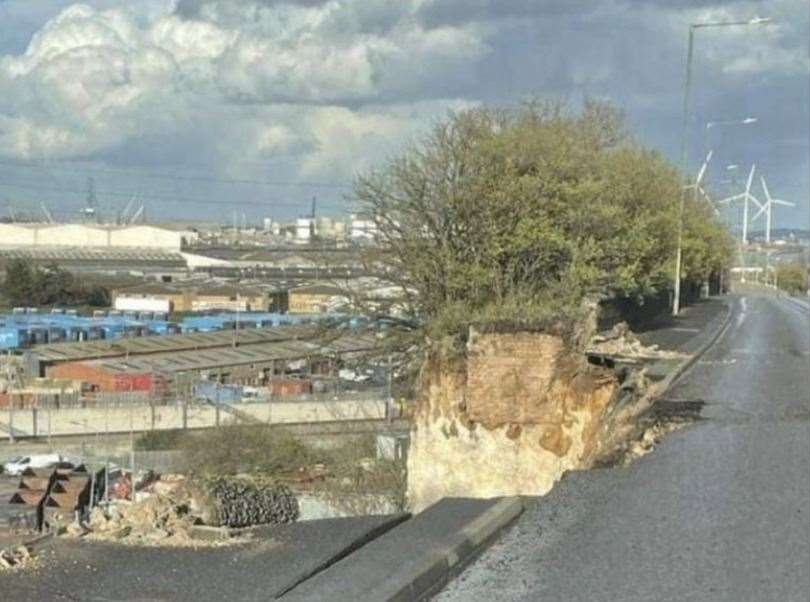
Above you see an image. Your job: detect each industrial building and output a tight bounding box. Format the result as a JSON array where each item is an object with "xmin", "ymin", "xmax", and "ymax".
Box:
[
  {"xmin": 24, "ymin": 324, "xmax": 329, "ymax": 375},
  {"xmin": 25, "ymin": 324, "xmax": 378, "ymax": 396},
  {"xmin": 0, "ymin": 223, "xmax": 197, "ymax": 250},
  {"xmin": 0, "ymin": 246, "xmax": 188, "ymax": 278},
  {"xmin": 111, "ymin": 282, "xmax": 288, "ymax": 313},
  {"xmin": 0, "ymin": 309, "xmax": 338, "ymax": 351},
  {"xmin": 0, "ymin": 223, "xmax": 207, "ymax": 277},
  {"xmin": 288, "ymin": 284, "xmax": 350, "ymax": 314}
]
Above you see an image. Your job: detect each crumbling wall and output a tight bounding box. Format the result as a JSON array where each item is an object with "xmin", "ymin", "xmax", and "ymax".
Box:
[{"xmin": 407, "ymin": 330, "xmax": 623, "ymax": 512}]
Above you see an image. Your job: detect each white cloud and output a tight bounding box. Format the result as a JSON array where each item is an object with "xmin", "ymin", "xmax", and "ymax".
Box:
[
  {"xmin": 0, "ymin": 0, "xmax": 805, "ymax": 221},
  {"xmin": 0, "ymin": 0, "xmax": 490, "ymax": 192}
]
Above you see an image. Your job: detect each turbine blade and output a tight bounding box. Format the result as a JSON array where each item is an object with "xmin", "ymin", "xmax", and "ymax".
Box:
[
  {"xmin": 746, "ymin": 164, "xmax": 755, "ymax": 193},
  {"xmin": 760, "ymin": 176, "xmax": 771, "ymax": 202},
  {"xmin": 695, "ymin": 150, "xmax": 713, "ymax": 185},
  {"xmin": 771, "ymin": 199, "xmax": 795, "ymax": 207}
]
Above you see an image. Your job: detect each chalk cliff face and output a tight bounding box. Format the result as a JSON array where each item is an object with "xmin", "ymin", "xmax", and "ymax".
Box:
[{"xmin": 407, "ymin": 330, "xmax": 621, "ymax": 512}]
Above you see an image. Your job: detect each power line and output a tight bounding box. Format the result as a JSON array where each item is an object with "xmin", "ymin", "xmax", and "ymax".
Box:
[
  {"xmin": 0, "ymin": 178, "xmax": 353, "ymax": 209},
  {"xmin": 0, "ymin": 158, "xmax": 353, "ymax": 189}
]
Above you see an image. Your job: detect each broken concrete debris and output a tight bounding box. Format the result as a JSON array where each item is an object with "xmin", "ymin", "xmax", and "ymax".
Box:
[
  {"xmin": 0, "ymin": 544, "xmax": 37, "ymax": 571},
  {"xmin": 62, "ymin": 474, "xmax": 298, "ymax": 546},
  {"xmin": 587, "ymin": 322, "xmax": 687, "ymax": 360}
]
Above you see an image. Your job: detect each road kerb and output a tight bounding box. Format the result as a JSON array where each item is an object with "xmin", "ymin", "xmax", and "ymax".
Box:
[
  {"xmin": 386, "ymin": 497, "xmax": 524, "ymax": 602},
  {"xmin": 663, "ymin": 297, "xmax": 734, "ymax": 392}
]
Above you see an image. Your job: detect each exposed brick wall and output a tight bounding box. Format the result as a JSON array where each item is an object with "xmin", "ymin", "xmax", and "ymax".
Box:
[{"xmin": 465, "ymin": 332, "xmax": 567, "ymax": 428}]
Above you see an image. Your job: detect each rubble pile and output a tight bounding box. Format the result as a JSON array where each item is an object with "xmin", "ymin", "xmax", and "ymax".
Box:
[
  {"xmin": 0, "ymin": 544, "xmax": 37, "ymax": 571},
  {"xmin": 60, "ymin": 473, "xmax": 298, "ymax": 546},
  {"xmin": 84, "ymin": 494, "xmax": 197, "ymax": 546},
  {"xmin": 194, "ymin": 476, "xmax": 299, "ymax": 528},
  {"xmin": 587, "ymin": 322, "xmax": 687, "ymax": 360},
  {"xmin": 621, "ymin": 419, "xmax": 691, "ymax": 464}
]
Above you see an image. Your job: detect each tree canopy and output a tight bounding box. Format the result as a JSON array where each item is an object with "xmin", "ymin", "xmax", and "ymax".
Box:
[
  {"xmin": 355, "ymin": 100, "xmax": 732, "ymax": 339},
  {"xmin": 1, "ymin": 258, "xmax": 110, "ymax": 308}
]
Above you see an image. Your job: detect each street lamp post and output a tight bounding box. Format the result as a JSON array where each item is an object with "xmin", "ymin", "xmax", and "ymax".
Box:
[{"xmin": 672, "ymin": 16, "xmax": 771, "ymax": 316}]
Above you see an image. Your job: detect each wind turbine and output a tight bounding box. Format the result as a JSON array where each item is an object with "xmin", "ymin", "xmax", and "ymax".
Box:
[
  {"xmin": 717, "ymin": 163, "xmax": 762, "ymax": 244},
  {"xmin": 753, "ymin": 176, "xmax": 794, "ymax": 244},
  {"xmin": 40, "ymin": 202, "xmax": 56, "ymax": 224},
  {"xmin": 129, "ymin": 204, "xmax": 145, "ymax": 224},
  {"xmin": 118, "ymin": 194, "xmax": 137, "ymax": 225},
  {"xmin": 684, "ymin": 150, "xmax": 717, "ymax": 211}
]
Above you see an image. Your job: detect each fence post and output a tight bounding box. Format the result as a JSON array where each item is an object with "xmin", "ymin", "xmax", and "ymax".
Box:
[
  {"xmin": 8, "ymin": 401, "xmax": 14, "ymax": 443},
  {"xmin": 386, "ymin": 354, "xmax": 393, "ymax": 423}
]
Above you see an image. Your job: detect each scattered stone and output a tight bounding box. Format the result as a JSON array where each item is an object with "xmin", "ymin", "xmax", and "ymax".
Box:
[
  {"xmin": 622, "ymin": 419, "xmax": 691, "ymax": 465},
  {"xmin": 0, "ymin": 545, "xmax": 37, "ymax": 571}
]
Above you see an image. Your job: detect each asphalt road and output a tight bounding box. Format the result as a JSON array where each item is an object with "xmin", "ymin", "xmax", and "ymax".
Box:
[
  {"xmin": 439, "ymin": 291, "xmax": 810, "ymax": 602},
  {"xmin": 0, "ymin": 514, "xmax": 406, "ymax": 601}
]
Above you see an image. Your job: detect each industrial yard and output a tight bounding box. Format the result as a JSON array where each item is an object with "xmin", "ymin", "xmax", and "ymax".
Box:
[{"xmin": 0, "ymin": 217, "xmax": 414, "ymax": 588}]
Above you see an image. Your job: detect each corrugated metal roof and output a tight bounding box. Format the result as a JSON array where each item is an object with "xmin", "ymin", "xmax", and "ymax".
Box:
[
  {"xmin": 0, "ymin": 246, "xmax": 186, "ymax": 265},
  {"xmin": 78, "ymin": 332, "xmax": 378, "ymax": 374},
  {"xmin": 30, "ymin": 324, "xmax": 317, "ymax": 363}
]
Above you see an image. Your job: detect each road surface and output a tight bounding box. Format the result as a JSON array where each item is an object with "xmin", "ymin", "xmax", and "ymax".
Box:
[{"xmin": 439, "ymin": 292, "xmax": 810, "ymax": 602}]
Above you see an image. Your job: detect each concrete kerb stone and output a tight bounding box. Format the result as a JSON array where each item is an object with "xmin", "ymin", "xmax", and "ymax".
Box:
[
  {"xmin": 385, "ymin": 497, "xmax": 524, "ymax": 602},
  {"xmin": 273, "ymin": 512, "xmax": 411, "ymax": 599}
]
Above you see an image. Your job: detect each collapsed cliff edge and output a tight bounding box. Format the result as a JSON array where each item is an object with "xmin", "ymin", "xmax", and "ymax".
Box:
[{"xmin": 406, "ymin": 315, "xmax": 681, "ymax": 512}]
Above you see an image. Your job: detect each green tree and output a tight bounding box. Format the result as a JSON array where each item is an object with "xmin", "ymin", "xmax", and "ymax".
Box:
[
  {"xmin": 2, "ymin": 258, "xmax": 36, "ymax": 306},
  {"xmin": 355, "ymin": 100, "xmax": 731, "ymax": 340},
  {"xmin": 1, "ymin": 257, "xmax": 110, "ymax": 307}
]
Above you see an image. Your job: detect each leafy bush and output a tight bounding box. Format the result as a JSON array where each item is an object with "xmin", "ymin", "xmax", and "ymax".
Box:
[
  {"xmin": 134, "ymin": 429, "xmax": 186, "ymax": 451},
  {"xmin": 776, "ymin": 263, "xmax": 808, "ymax": 296},
  {"xmin": 180, "ymin": 423, "xmax": 318, "ymax": 475}
]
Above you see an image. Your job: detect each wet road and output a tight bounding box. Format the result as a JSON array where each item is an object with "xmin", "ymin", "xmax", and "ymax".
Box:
[{"xmin": 438, "ymin": 292, "xmax": 810, "ymax": 602}]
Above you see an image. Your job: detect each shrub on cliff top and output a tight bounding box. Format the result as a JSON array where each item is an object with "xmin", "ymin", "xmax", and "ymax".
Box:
[{"xmin": 355, "ymin": 99, "xmax": 732, "ymax": 341}]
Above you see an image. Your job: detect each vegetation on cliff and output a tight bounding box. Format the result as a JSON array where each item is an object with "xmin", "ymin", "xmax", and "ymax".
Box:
[{"xmin": 355, "ymin": 100, "xmax": 733, "ymax": 340}]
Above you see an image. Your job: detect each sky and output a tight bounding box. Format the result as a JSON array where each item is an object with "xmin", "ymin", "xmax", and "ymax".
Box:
[{"xmin": 0, "ymin": 0, "xmax": 807, "ymax": 229}]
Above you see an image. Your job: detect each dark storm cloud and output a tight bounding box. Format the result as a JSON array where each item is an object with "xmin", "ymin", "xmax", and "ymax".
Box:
[
  {"xmin": 174, "ymin": 0, "xmax": 329, "ymax": 19},
  {"xmin": 415, "ymin": 0, "xmax": 599, "ymax": 28}
]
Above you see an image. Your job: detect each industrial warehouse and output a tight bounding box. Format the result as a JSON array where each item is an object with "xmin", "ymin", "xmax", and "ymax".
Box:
[
  {"xmin": 20, "ymin": 323, "xmax": 379, "ymax": 397},
  {"xmin": 0, "ymin": 308, "xmax": 344, "ymax": 350}
]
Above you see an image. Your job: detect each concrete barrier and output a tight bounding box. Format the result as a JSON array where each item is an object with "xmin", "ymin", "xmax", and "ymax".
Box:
[{"xmin": 0, "ymin": 399, "xmax": 391, "ymax": 441}]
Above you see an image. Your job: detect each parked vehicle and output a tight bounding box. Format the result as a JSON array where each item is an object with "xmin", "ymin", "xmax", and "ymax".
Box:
[{"xmin": 3, "ymin": 453, "xmax": 63, "ymax": 476}]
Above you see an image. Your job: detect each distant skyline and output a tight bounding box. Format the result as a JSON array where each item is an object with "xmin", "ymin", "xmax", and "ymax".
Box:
[{"xmin": 0, "ymin": 0, "xmax": 807, "ymax": 227}]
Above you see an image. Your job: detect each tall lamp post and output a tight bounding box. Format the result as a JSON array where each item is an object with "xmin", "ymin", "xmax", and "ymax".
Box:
[{"xmin": 672, "ymin": 16, "xmax": 771, "ymax": 316}]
